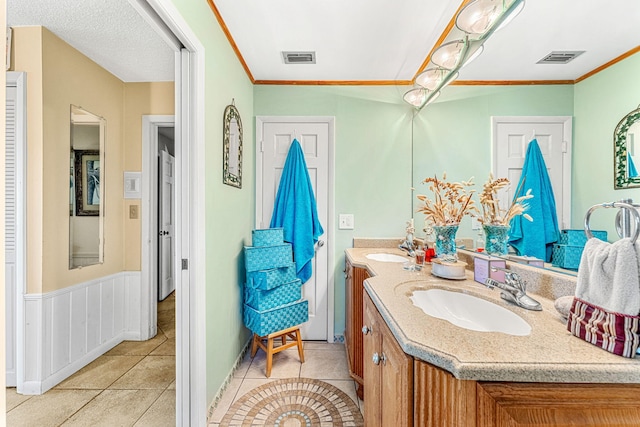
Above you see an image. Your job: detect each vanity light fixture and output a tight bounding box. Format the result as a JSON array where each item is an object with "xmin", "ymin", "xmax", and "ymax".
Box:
[
  {"xmin": 404, "ymin": 0, "xmax": 525, "ymax": 110},
  {"xmin": 403, "ymin": 87, "xmax": 428, "ymax": 107},
  {"xmin": 456, "ymin": 0, "xmax": 525, "ymax": 37},
  {"xmin": 431, "ymin": 39, "xmax": 468, "ymax": 70}
]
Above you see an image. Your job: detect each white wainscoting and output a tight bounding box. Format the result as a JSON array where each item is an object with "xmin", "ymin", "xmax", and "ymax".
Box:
[{"xmin": 21, "ymin": 271, "xmax": 142, "ymax": 395}]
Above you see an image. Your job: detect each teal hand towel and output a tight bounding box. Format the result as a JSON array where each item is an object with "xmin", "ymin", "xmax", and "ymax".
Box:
[
  {"xmin": 270, "ymin": 139, "xmax": 324, "ymax": 283},
  {"xmin": 628, "ymin": 152, "xmax": 639, "ymax": 178},
  {"xmin": 508, "ymin": 139, "xmax": 560, "ymax": 261}
]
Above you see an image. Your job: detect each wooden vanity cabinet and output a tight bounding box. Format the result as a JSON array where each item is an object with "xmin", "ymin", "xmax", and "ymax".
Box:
[
  {"xmin": 363, "ymin": 292, "xmax": 413, "ymax": 427},
  {"xmin": 363, "ymin": 290, "xmax": 640, "ymax": 427},
  {"xmin": 344, "ymin": 259, "xmax": 369, "ymax": 399}
]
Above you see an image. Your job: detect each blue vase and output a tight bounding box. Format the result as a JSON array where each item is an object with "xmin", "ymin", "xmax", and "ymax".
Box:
[
  {"xmin": 483, "ymin": 224, "xmax": 509, "ymax": 255},
  {"xmin": 433, "ymin": 225, "xmax": 459, "ymax": 262}
]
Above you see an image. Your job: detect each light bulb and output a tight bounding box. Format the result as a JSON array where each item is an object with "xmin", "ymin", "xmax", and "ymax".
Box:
[
  {"xmin": 431, "ymin": 40, "xmax": 466, "ymax": 70},
  {"xmin": 403, "ymin": 88, "xmax": 427, "ymax": 107}
]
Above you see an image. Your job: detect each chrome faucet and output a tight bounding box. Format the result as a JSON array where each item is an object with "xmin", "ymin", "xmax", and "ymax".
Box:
[
  {"xmin": 399, "ymin": 219, "xmax": 417, "ymax": 257},
  {"xmin": 484, "ymin": 267, "xmax": 542, "ymax": 311}
]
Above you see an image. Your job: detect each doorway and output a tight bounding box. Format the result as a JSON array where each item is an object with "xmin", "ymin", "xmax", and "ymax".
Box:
[
  {"xmin": 492, "ymin": 116, "xmax": 572, "ymax": 229},
  {"xmin": 256, "ymin": 116, "xmax": 335, "ymax": 342}
]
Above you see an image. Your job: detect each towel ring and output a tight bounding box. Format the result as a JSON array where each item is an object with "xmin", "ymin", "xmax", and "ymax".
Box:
[{"xmin": 584, "ymin": 202, "xmax": 640, "ymax": 244}]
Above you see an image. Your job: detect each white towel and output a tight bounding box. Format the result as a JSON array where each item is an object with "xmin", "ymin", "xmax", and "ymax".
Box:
[{"xmin": 575, "ymin": 238, "xmax": 640, "ymax": 316}]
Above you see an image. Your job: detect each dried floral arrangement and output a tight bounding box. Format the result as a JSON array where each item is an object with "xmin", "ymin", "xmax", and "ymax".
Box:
[
  {"xmin": 478, "ymin": 173, "xmax": 533, "ymax": 226},
  {"xmin": 416, "ymin": 173, "xmax": 477, "ymax": 226}
]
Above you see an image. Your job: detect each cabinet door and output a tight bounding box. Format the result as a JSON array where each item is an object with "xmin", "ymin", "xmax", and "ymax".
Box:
[
  {"xmin": 363, "ymin": 293, "xmax": 382, "ymax": 426},
  {"xmin": 345, "ymin": 260, "xmax": 354, "ymax": 375},
  {"xmin": 346, "ymin": 260, "xmax": 368, "ymax": 398},
  {"xmin": 380, "ymin": 317, "xmax": 413, "ymax": 427},
  {"xmin": 477, "ymin": 382, "xmax": 640, "ymax": 426}
]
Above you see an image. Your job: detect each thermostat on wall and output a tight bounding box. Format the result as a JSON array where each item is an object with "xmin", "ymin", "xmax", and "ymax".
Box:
[{"xmin": 124, "ymin": 172, "xmax": 141, "ymax": 199}]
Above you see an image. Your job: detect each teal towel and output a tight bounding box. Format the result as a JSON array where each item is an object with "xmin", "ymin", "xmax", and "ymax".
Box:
[
  {"xmin": 508, "ymin": 139, "xmax": 559, "ymax": 262},
  {"xmin": 270, "ymin": 139, "xmax": 324, "ymax": 283}
]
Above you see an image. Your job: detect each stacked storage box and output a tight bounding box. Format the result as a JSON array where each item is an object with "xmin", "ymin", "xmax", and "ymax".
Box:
[
  {"xmin": 552, "ymin": 229, "xmax": 608, "ymax": 270},
  {"xmin": 243, "ymin": 228, "xmax": 308, "ymax": 336}
]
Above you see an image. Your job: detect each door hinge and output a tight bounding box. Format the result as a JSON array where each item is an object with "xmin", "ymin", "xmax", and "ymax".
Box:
[
  {"xmin": 562, "ymin": 141, "xmax": 568, "ymax": 153},
  {"xmin": 182, "ymin": 259, "xmax": 188, "ymax": 270},
  {"xmin": 260, "ymin": 140, "xmax": 264, "ymax": 152}
]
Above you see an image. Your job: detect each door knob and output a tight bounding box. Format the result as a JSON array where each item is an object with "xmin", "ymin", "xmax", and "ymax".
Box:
[
  {"xmin": 362, "ymin": 325, "xmax": 371, "ymax": 335},
  {"xmin": 372, "ymin": 352, "xmax": 380, "ymax": 365},
  {"xmin": 317, "ymin": 240, "xmax": 325, "ymax": 247}
]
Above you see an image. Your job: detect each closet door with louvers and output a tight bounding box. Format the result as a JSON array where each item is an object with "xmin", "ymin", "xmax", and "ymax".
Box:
[{"xmin": 6, "ymin": 73, "xmax": 26, "ymax": 387}]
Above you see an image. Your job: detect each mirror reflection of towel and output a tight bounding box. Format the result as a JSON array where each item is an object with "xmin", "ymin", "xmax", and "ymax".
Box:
[
  {"xmin": 270, "ymin": 139, "xmax": 324, "ymax": 283},
  {"xmin": 628, "ymin": 152, "xmax": 638, "ymax": 178},
  {"xmin": 508, "ymin": 139, "xmax": 560, "ymax": 261}
]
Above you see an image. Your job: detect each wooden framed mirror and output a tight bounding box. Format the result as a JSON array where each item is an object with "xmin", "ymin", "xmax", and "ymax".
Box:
[
  {"xmin": 223, "ymin": 102, "xmax": 243, "ymax": 188},
  {"xmin": 614, "ymin": 105, "xmax": 640, "ymax": 189}
]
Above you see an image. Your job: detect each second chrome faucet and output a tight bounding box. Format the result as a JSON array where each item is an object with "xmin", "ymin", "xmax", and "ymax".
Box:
[{"xmin": 484, "ymin": 267, "xmax": 542, "ymax": 311}]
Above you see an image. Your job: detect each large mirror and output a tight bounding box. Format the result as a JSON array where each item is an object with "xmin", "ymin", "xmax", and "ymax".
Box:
[
  {"xmin": 69, "ymin": 105, "xmax": 105, "ymax": 269},
  {"xmin": 614, "ymin": 106, "xmax": 640, "ymax": 189}
]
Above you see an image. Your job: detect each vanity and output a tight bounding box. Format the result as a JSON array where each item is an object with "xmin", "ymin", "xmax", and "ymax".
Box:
[{"xmin": 345, "ymin": 245, "xmax": 640, "ymax": 426}]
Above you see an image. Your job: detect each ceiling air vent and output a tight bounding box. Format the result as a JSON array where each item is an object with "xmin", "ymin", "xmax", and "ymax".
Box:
[
  {"xmin": 537, "ymin": 51, "xmax": 585, "ymax": 64},
  {"xmin": 282, "ymin": 51, "xmax": 316, "ymax": 64}
]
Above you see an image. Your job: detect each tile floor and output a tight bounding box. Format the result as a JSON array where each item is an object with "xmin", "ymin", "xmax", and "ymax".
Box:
[
  {"xmin": 6, "ymin": 292, "xmax": 176, "ymax": 427},
  {"xmin": 208, "ymin": 340, "xmax": 363, "ymax": 426}
]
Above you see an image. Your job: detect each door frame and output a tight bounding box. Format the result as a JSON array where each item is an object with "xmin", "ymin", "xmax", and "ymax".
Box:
[
  {"xmin": 6, "ymin": 71, "xmax": 27, "ymax": 390},
  {"xmin": 491, "ymin": 115, "xmax": 573, "ymax": 229},
  {"xmin": 141, "ymin": 115, "xmax": 175, "ymax": 340},
  {"xmin": 255, "ymin": 116, "xmax": 336, "ymax": 343},
  {"xmin": 136, "ymin": 0, "xmax": 207, "ymax": 425}
]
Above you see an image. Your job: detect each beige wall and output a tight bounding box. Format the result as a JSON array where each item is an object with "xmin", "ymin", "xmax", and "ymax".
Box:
[
  {"xmin": 123, "ymin": 83, "xmax": 174, "ymax": 271},
  {"xmin": 11, "ymin": 27, "xmax": 173, "ymax": 292}
]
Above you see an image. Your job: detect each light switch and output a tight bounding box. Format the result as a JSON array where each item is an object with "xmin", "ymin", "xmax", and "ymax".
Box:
[{"xmin": 339, "ymin": 214, "xmax": 354, "ymax": 230}]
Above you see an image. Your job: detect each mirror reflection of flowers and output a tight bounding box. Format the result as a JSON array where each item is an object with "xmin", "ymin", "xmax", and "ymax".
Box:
[
  {"xmin": 416, "ymin": 173, "xmax": 477, "ymax": 226},
  {"xmin": 478, "ymin": 173, "xmax": 533, "ymax": 225}
]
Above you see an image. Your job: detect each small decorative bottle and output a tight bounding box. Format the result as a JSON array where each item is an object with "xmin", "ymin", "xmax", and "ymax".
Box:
[{"xmin": 476, "ymin": 229, "xmax": 485, "ymax": 252}]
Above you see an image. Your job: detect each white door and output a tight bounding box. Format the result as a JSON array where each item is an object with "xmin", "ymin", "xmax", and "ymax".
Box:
[
  {"xmin": 158, "ymin": 150, "xmax": 175, "ymax": 301},
  {"xmin": 5, "ymin": 84, "xmax": 18, "ymax": 386},
  {"xmin": 493, "ymin": 116, "xmax": 572, "ymax": 229},
  {"xmin": 6, "ymin": 73, "xmax": 26, "ymax": 388},
  {"xmin": 257, "ymin": 117, "xmax": 333, "ymax": 341}
]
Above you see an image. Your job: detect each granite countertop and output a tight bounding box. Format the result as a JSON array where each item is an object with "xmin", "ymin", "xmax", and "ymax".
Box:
[{"xmin": 346, "ymin": 247, "xmax": 640, "ymax": 384}]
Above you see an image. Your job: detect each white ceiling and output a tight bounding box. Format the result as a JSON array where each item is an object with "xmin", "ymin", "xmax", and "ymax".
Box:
[{"xmin": 7, "ymin": 0, "xmax": 640, "ymax": 85}]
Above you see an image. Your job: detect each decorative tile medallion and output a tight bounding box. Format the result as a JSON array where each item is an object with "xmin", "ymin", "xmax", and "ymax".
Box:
[{"xmin": 220, "ymin": 377, "xmax": 363, "ymax": 426}]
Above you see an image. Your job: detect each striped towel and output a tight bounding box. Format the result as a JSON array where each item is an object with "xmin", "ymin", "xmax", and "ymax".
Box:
[{"xmin": 567, "ymin": 297, "xmax": 640, "ymax": 358}]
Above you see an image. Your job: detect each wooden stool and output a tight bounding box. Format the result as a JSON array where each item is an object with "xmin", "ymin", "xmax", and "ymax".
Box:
[{"xmin": 250, "ymin": 326, "xmax": 305, "ymax": 377}]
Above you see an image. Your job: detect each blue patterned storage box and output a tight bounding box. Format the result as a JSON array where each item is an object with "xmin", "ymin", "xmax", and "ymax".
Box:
[
  {"xmin": 552, "ymin": 244, "xmax": 584, "ymax": 270},
  {"xmin": 245, "ymin": 279, "xmax": 302, "ymax": 311},
  {"xmin": 559, "ymin": 229, "xmax": 607, "ymax": 246},
  {"xmin": 244, "ymin": 244, "xmax": 293, "ymax": 272},
  {"xmin": 247, "ymin": 263, "xmax": 297, "ymax": 290},
  {"xmin": 252, "ymin": 228, "xmax": 284, "ymax": 247},
  {"xmin": 244, "ymin": 299, "xmax": 309, "ymax": 336}
]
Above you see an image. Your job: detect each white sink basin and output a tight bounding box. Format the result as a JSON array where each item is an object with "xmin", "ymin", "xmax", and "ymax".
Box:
[
  {"xmin": 410, "ymin": 289, "xmax": 531, "ymax": 336},
  {"xmin": 365, "ymin": 253, "xmax": 407, "ymax": 263}
]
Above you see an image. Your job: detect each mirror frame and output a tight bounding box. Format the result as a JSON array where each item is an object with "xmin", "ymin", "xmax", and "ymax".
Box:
[
  {"xmin": 223, "ymin": 103, "xmax": 243, "ymax": 188},
  {"xmin": 614, "ymin": 106, "xmax": 640, "ymax": 189}
]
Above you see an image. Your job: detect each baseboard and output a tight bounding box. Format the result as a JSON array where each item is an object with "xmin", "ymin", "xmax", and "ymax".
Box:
[{"xmin": 206, "ymin": 338, "xmax": 252, "ymax": 423}]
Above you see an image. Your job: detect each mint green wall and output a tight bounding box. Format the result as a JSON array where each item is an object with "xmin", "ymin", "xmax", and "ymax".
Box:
[
  {"xmin": 574, "ymin": 52, "xmax": 640, "ymax": 237},
  {"xmin": 254, "ymin": 86, "xmax": 413, "ymax": 336},
  {"xmin": 168, "ymin": 0, "xmax": 255, "ymax": 407},
  {"xmin": 412, "ymin": 85, "xmax": 574, "ymax": 240}
]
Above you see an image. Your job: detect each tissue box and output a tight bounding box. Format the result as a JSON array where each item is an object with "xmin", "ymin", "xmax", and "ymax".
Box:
[
  {"xmin": 509, "ymin": 255, "xmax": 545, "ymax": 268},
  {"xmin": 559, "ymin": 229, "xmax": 607, "ymax": 246},
  {"xmin": 244, "ymin": 244, "xmax": 293, "ymax": 272},
  {"xmin": 244, "ymin": 299, "xmax": 309, "ymax": 336},
  {"xmin": 252, "ymin": 228, "xmax": 284, "ymax": 247},
  {"xmin": 552, "ymin": 244, "xmax": 584, "ymax": 270},
  {"xmin": 244, "ymin": 279, "xmax": 302, "ymax": 311},
  {"xmin": 246, "ymin": 263, "xmax": 297, "ymax": 290},
  {"xmin": 473, "ymin": 254, "xmax": 506, "ymax": 285}
]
